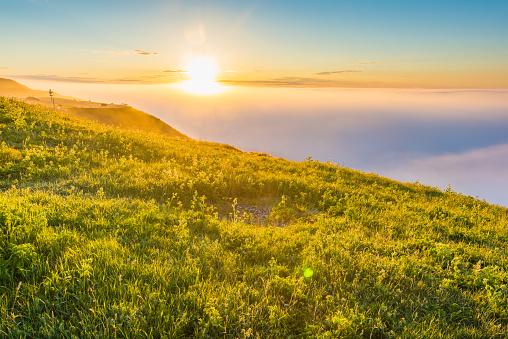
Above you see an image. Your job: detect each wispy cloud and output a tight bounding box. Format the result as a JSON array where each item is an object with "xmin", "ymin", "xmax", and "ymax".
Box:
[
  {"xmin": 219, "ymin": 77, "xmax": 332, "ymax": 87},
  {"xmin": 316, "ymin": 70, "xmax": 361, "ymax": 75},
  {"xmin": 348, "ymin": 61, "xmax": 411, "ymax": 65},
  {"xmin": 163, "ymin": 69, "xmax": 186, "ymax": 73},
  {"xmin": 93, "ymin": 50, "xmax": 159, "ymax": 56},
  {"xmin": 217, "ymin": 74, "xmax": 380, "ymax": 87},
  {"xmin": 132, "ymin": 50, "xmax": 158, "ymax": 56},
  {"xmin": 16, "ymin": 74, "xmax": 106, "ymax": 83},
  {"xmin": 139, "ymin": 74, "xmax": 173, "ymax": 80},
  {"xmin": 14, "ymin": 72, "xmax": 181, "ymax": 84}
]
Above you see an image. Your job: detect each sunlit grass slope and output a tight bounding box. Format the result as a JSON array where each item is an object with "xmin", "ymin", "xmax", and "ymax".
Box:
[
  {"xmin": 66, "ymin": 107, "xmax": 188, "ymax": 139},
  {"xmin": 0, "ymin": 78, "xmax": 186, "ymax": 139},
  {"xmin": 1, "ymin": 97, "xmax": 508, "ymax": 338}
]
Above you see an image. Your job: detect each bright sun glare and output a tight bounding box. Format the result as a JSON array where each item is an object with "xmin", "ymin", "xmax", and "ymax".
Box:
[{"xmin": 179, "ymin": 56, "xmax": 223, "ymax": 95}]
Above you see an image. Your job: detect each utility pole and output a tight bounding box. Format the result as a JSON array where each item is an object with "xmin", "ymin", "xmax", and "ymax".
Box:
[{"xmin": 49, "ymin": 89, "xmax": 54, "ymax": 109}]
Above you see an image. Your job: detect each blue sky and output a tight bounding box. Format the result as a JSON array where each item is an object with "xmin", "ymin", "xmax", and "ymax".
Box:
[{"xmin": 2, "ymin": 0, "xmax": 508, "ymax": 87}]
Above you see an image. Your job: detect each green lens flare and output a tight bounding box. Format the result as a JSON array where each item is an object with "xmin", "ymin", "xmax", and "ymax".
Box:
[{"xmin": 304, "ymin": 268, "xmax": 313, "ymax": 278}]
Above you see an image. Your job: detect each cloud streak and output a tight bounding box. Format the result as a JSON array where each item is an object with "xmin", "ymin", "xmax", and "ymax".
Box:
[
  {"xmin": 163, "ymin": 70, "xmax": 187, "ymax": 73},
  {"xmin": 16, "ymin": 74, "xmax": 105, "ymax": 83},
  {"xmin": 217, "ymin": 75, "xmax": 382, "ymax": 88},
  {"xmin": 13, "ymin": 73, "xmax": 180, "ymax": 84},
  {"xmin": 93, "ymin": 50, "xmax": 159, "ymax": 56},
  {"xmin": 316, "ymin": 70, "xmax": 361, "ymax": 75},
  {"xmin": 219, "ymin": 77, "xmax": 335, "ymax": 87},
  {"xmin": 348, "ymin": 61, "xmax": 411, "ymax": 65},
  {"xmin": 132, "ymin": 50, "xmax": 158, "ymax": 56}
]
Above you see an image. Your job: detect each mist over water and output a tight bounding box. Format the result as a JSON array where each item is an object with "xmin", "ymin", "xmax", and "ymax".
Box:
[{"xmin": 15, "ymin": 79, "xmax": 508, "ymax": 207}]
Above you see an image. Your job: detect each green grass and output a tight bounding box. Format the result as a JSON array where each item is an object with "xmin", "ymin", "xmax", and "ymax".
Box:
[{"xmin": 1, "ymin": 96, "xmax": 508, "ymax": 338}]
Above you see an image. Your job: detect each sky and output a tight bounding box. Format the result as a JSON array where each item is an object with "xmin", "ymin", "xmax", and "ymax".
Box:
[
  {"xmin": 2, "ymin": 0, "xmax": 508, "ymax": 206},
  {"xmin": 2, "ymin": 0, "xmax": 508, "ymax": 88}
]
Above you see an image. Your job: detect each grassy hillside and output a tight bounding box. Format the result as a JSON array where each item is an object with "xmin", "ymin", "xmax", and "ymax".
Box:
[
  {"xmin": 66, "ymin": 107, "xmax": 188, "ymax": 139},
  {"xmin": 0, "ymin": 78, "xmax": 187, "ymax": 139},
  {"xmin": 1, "ymin": 97, "xmax": 508, "ymax": 338}
]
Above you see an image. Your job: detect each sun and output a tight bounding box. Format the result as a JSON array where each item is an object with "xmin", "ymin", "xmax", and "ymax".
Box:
[
  {"xmin": 179, "ymin": 56, "xmax": 223, "ymax": 95},
  {"xmin": 188, "ymin": 57, "xmax": 218, "ymax": 83}
]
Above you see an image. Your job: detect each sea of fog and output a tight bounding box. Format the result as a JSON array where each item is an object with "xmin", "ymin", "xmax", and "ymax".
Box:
[{"xmin": 15, "ymin": 79, "xmax": 508, "ymax": 207}]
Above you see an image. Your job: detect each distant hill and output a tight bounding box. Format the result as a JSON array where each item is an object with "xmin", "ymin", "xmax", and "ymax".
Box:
[
  {"xmin": 0, "ymin": 77, "xmax": 32, "ymax": 95},
  {"xmin": 0, "ymin": 77, "xmax": 74, "ymax": 99},
  {"xmin": 0, "ymin": 77, "xmax": 187, "ymax": 139}
]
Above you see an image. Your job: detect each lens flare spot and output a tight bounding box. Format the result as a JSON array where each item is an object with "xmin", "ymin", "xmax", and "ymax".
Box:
[{"xmin": 304, "ymin": 268, "xmax": 314, "ymax": 278}]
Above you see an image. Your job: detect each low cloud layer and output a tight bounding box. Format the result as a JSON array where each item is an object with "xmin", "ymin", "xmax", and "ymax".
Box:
[{"xmin": 384, "ymin": 143, "xmax": 508, "ymax": 206}]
